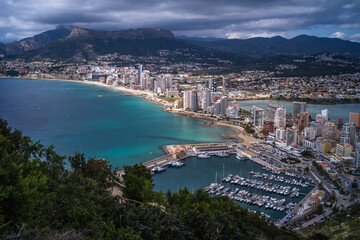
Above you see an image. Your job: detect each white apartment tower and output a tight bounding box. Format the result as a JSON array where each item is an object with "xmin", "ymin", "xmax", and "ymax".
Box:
[
  {"xmin": 274, "ymin": 107, "xmax": 286, "ymax": 129},
  {"xmin": 252, "ymin": 105, "xmax": 265, "ymax": 127}
]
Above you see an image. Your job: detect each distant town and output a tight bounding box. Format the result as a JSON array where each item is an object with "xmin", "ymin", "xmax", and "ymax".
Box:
[{"xmin": 1, "ymin": 59, "xmax": 360, "ymax": 229}]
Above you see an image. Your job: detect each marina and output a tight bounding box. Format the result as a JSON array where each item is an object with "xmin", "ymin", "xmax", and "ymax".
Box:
[{"xmin": 153, "ymin": 154, "xmax": 314, "ymax": 221}]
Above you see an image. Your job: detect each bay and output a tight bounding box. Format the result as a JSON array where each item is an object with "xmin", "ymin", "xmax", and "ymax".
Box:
[{"xmin": 0, "ymin": 78, "xmax": 235, "ymax": 167}]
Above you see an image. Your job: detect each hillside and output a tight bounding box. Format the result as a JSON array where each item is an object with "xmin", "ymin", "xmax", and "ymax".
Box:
[
  {"xmin": 0, "ymin": 43, "xmax": 6, "ymax": 57},
  {"xmin": 5, "ymin": 25, "xmax": 74, "ymax": 55},
  {"xmin": 299, "ymin": 203, "xmax": 360, "ymax": 240},
  {"xmin": 15, "ymin": 27, "xmax": 245, "ymax": 65},
  {"xmin": 182, "ymin": 35, "xmax": 360, "ymax": 58}
]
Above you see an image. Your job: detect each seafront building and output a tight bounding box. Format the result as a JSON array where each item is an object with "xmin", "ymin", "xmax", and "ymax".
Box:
[
  {"xmin": 349, "ymin": 112, "xmax": 360, "ymax": 127},
  {"xmin": 138, "ymin": 64, "xmax": 143, "ymax": 84},
  {"xmin": 252, "ymin": 106, "xmax": 265, "ymax": 127},
  {"xmin": 190, "ymin": 90, "xmax": 198, "ymax": 112},
  {"xmin": 321, "ymin": 109, "xmax": 329, "ymax": 122},
  {"xmin": 226, "ymin": 106, "xmax": 239, "ymax": 118},
  {"xmin": 266, "ymin": 104, "xmax": 280, "ymax": 122},
  {"xmin": 295, "ymin": 112, "xmax": 309, "ymax": 133},
  {"xmin": 202, "ymin": 90, "xmax": 211, "ymax": 113},
  {"xmin": 274, "ymin": 107, "xmax": 286, "ymax": 128},
  {"xmin": 293, "ymin": 102, "xmax": 306, "ymax": 119}
]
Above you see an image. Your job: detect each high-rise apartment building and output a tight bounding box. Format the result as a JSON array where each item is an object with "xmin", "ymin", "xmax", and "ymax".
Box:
[
  {"xmin": 266, "ymin": 104, "xmax": 280, "ymax": 122},
  {"xmin": 321, "ymin": 109, "xmax": 328, "ymax": 122},
  {"xmin": 210, "ymin": 79, "xmax": 217, "ymax": 92},
  {"xmin": 340, "ymin": 123, "xmax": 356, "ymax": 146},
  {"xmin": 137, "ymin": 64, "xmax": 143, "ymax": 84},
  {"xmin": 293, "ymin": 102, "xmax": 306, "ymax": 118},
  {"xmin": 220, "ymin": 96, "xmax": 228, "ymax": 116},
  {"xmin": 276, "ymin": 128, "xmax": 286, "ymax": 141},
  {"xmin": 310, "ymin": 121, "xmax": 323, "ymax": 137},
  {"xmin": 202, "ymin": 90, "xmax": 211, "ymax": 113},
  {"xmin": 286, "ymin": 128, "xmax": 298, "ymax": 146},
  {"xmin": 349, "ymin": 112, "xmax": 360, "ymax": 127},
  {"xmin": 274, "ymin": 107, "xmax": 286, "ymax": 128},
  {"xmin": 190, "ymin": 90, "xmax": 198, "ymax": 112},
  {"xmin": 304, "ymin": 127, "xmax": 316, "ymax": 140},
  {"xmin": 322, "ymin": 122, "xmax": 337, "ymax": 140},
  {"xmin": 295, "ymin": 112, "xmax": 309, "ymax": 132},
  {"xmin": 222, "ymin": 78, "xmax": 231, "ymax": 91},
  {"xmin": 252, "ymin": 106, "xmax": 265, "ymax": 127}
]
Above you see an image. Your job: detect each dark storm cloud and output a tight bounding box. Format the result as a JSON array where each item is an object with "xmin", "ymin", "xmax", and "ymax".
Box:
[{"xmin": 0, "ymin": 0, "xmax": 359, "ymax": 42}]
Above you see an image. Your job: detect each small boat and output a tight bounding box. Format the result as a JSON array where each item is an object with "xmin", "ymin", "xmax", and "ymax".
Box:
[
  {"xmin": 151, "ymin": 166, "xmax": 166, "ymax": 174},
  {"xmin": 216, "ymin": 152, "xmax": 229, "ymax": 157},
  {"xmin": 236, "ymin": 154, "xmax": 244, "ymax": 160},
  {"xmin": 198, "ymin": 154, "xmax": 210, "ymax": 158},
  {"xmin": 97, "ymin": 95, "xmax": 103, "ymax": 97},
  {"xmin": 168, "ymin": 161, "xmax": 185, "ymax": 168}
]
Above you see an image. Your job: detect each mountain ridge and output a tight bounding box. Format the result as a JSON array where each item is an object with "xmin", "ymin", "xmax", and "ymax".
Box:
[
  {"xmin": 2, "ymin": 26, "xmax": 360, "ymax": 62},
  {"xmin": 5, "ymin": 25, "xmax": 75, "ymax": 55},
  {"xmin": 181, "ymin": 34, "xmax": 360, "ymax": 57},
  {"xmin": 67, "ymin": 27, "xmax": 174, "ymax": 40}
]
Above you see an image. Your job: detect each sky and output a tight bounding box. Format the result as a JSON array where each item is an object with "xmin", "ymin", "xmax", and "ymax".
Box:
[{"xmin": 0, "ymin": 0, "xmax": 359, "ymax": 43}]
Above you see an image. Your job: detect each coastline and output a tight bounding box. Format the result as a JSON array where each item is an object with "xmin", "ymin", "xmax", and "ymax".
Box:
[
  {"xmin": 3, "ymin": 76, "xmax": 251, "ymax": 143},
  {"xmin": 164, "ymin": 109, "xmax": 260, "ymax": 143}
]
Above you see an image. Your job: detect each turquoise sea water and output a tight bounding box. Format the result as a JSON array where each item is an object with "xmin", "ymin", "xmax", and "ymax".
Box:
[{"xmin": 0, "ymin": 78, "xmax": 235, "ymax": 167}]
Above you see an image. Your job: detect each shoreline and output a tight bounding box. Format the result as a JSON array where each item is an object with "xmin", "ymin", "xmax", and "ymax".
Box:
[
  {"xmin": 164, "ymin": 109, "xmax": 260, "ymax": 143},
  {"xmin": 2, "ymin": 76, "xmax": 359, "ymax": 106},
  {"xmin": 4, "ymin": 76, "xmax": 250, "ymax": 143}
]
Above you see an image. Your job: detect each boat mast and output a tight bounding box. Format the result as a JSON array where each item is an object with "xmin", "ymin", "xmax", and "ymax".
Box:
[{"xmin": 223, "ymin": 163, "xmax": 225, "ymax": 179}]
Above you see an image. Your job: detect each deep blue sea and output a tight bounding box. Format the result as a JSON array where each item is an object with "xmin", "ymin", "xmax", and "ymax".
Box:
[{"xmin": 0, "ymin": 78, "xmax": 235, "ymax": 167}]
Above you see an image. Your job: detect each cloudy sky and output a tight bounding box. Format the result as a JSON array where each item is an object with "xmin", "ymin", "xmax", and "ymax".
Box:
[{"xmin": 0, "ymin": 0, "xmax": 359, "ymax": 43}]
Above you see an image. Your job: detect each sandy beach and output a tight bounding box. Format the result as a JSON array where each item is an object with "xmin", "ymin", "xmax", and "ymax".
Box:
[
  {"xmin": 81, "ymin": 81, "xmax": 173, "ymax": 106},
  {"xmin": 214, "ymin": 121, "xmax": 260, "ymax": 143}
]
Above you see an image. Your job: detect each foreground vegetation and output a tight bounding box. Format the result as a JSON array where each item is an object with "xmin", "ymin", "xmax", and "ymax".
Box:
[
  {"xmin": 0, "ymin": 119, "xmax": 299, "ymax": 239},
  {"xmin": 299, "ymin": 204, "xmax": 360, "ymax": 240}
]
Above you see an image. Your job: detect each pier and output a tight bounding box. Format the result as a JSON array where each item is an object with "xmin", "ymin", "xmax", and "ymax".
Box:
[{"xmin": 142, "ymin": 154, "xmax": 175, "ymax": 169}]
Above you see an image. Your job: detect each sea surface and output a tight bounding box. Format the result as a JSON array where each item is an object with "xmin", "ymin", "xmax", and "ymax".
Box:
[{"xmin": 0, "ymin": 78, "xmax": 235, "ymax": 167}]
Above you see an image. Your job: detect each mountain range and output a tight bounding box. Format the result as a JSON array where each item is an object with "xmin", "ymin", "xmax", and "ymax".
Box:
[
  {"xmin": 1, "ymin": 26, "xmax": 360, "ymax": 62},
  {"xmin": 180, "ymin": 35, "xmax": 360, "ymax": 58}
]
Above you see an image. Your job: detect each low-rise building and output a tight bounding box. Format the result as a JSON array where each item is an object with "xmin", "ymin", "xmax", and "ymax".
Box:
[{"xmin": 335, "ymin": 143, "xmax": 353, "ymax": 157}]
